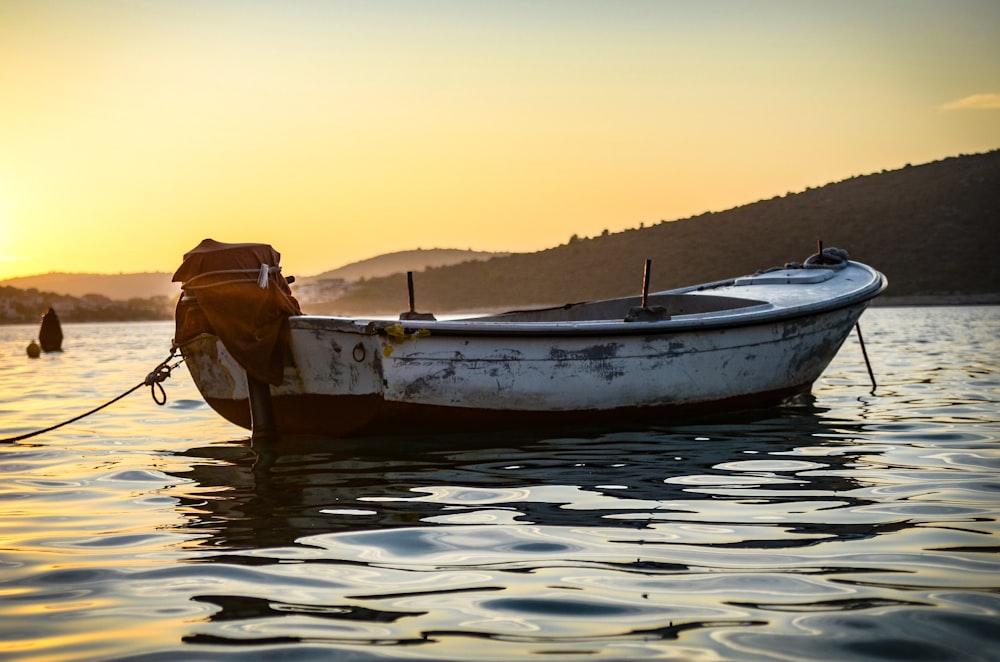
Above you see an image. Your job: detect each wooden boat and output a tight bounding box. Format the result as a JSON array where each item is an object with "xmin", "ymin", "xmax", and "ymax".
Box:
[{"xmin": 172, "ymin": 239, "xmax": 886, "ymax": 440}]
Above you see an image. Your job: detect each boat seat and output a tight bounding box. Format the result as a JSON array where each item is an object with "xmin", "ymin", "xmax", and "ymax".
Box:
[
  {"xmin": 400, "ymin": 310, "xmax": 436, "ymax": 321},
  {"xmin": 624, "ymin": 305, "xmax": 670, "ymax": 322},
  {"xmin": 734, "ymin": 269, "xmax": 836, "ymax": 286}
]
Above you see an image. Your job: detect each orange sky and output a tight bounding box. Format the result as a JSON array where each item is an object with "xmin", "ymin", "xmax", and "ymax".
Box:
[{"xmin": 1, "ymin": 1, "xmax": 998, "ymax": 280}]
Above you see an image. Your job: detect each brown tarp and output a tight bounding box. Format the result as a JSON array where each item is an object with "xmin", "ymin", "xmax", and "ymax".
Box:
[{"xmin": 172, "ymin": 238, "xmax": 302, "ymax": 385}]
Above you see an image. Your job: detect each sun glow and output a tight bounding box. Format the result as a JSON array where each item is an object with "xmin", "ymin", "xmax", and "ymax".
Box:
[
  {"xmin": 0, "ymin": 2, "xmax": 997, "ymax": 280},
  {"xmin": 0, "ymin": 206, "xmax": 22, "ymax": 280}
]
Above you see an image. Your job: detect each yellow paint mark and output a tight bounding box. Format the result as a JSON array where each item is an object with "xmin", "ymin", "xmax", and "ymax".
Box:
[
  {"xmin": 385, "ymin": 323, "xmax": 408, "ymax": 340},
  {"xmin": 382, "ymin": 324, "xmax": 430, "ymax": 357}
]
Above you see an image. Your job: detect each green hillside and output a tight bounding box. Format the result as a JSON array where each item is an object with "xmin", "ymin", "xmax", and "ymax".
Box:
[{"xmin": 315, "ymin": 150, "xmax": 999, "ymax": 315}]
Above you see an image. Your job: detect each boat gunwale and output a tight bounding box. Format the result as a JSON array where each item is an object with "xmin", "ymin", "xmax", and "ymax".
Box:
[{"xmin": 289, "ymin": 261, "xmax": 887, "ymax": 338}]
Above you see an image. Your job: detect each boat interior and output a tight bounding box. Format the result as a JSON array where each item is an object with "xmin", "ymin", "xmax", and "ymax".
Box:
[{"xmin": 459, "ymin": 293, "xmax": 768, "ymax": 323}]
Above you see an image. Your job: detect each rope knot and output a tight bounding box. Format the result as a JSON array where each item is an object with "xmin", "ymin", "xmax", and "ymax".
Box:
[
  {"xmin": 144, "ymin": 362, "xmax": 172, "ymax": 385},
  {"xmin": 145, "ymin": 349, "xmax": 181, "ymax": 405}
]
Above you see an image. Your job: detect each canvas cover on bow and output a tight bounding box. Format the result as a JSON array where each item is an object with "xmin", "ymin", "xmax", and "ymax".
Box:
[{"xmin": 173, "ymin": 238, "xmax": 301, "ymax": 386}]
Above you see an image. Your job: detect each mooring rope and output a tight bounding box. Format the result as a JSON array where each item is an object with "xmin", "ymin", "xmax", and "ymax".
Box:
[
  {"xmin": 0, "ymin": 348, "xmax": 184, "ymax": 444},
  {"xmin": 855, "ymin": 322, "xmax": 877, "ymax": 393}
]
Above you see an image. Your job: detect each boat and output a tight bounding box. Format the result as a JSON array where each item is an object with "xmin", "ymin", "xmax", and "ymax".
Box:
[{"xmin": 172, "ymin": 238, "xmax": 887, "ymax": 440}]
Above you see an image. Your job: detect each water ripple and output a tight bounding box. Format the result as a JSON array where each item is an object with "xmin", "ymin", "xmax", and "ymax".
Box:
[{"xmin": 0, "ymin": 311, "xmax": 998, "ymax": 660}]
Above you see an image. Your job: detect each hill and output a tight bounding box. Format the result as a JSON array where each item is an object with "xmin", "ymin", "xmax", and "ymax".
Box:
[
  {"xmin": 0, "ymin": 249, "xmax": 505, "ymax": 304},
  {"xmin": 2, "ymin": 150, "xmax": 997, "ymax": 322},
  {"xmin": 0, "ymin": 286, "xmax": 173, "ymax": 325},
  {"xmin": 314, "ymin": 150, "xmax": 1000, "ymax": 315},
  {"xmin": 0, "ymin": 272, "xmax": 178, "ymax": 301},
  {"xmin": 0, "ymin": 249, "xmax": 509, "ymax": 324},
  {"xmin": 291, "ymin": 249, "xmax": 509, "ymax": 308},
  {"xmin": 303, "ymin": 248, "xmax": 508, "ymax": 282}
]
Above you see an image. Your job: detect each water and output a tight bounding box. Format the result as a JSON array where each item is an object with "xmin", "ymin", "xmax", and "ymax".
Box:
[{"xmin": 1, "ymin": 309, "xmax": 998, "ymax": 661}]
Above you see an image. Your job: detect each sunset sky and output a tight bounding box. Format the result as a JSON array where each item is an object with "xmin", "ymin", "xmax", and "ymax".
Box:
[{"xmin": 2, "ymin": 0, "xmax": 998, "ymax": 281}]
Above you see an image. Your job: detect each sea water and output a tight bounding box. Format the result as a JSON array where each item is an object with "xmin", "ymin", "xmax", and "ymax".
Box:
[{"xmin": 0, "ymin": 308, "xmax": 998, "ymax": 661}]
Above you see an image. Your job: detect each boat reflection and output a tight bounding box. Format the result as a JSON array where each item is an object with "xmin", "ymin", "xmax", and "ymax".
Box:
[{"xmin": 164, "ymin": 403, "xmax": 884, "ymax": 555}]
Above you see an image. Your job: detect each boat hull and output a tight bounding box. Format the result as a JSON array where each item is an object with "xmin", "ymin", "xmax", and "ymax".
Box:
[{"xmin": 180, "ymin": 300, "xmax": 871, "ymax": 437}]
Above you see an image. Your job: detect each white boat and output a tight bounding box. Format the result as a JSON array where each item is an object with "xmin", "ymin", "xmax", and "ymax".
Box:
[{"xmin": 172, "ymin": 239, "xmax": 886, "ymax": 440}]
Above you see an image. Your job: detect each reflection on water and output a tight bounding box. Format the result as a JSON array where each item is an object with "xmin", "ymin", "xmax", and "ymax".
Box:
[
  {"xmin": 172, "ymin": 411, "xmax": 878, "ymax": 549},
  {"xmin": 159, "ymin": 406, "xmax": 1000, "ymax": 660},
  {"xmin": 1, "ymin": 310, "xmax": 999, "ymax": 660}
]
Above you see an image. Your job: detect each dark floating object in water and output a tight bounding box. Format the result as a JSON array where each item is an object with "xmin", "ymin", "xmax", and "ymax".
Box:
[
  {"xmin": 26, "ymin": 340, "xmax": 41, "ymax": 358},
  {"xmin": 39, "ymin": 307, "xmax": 63, "ymax": 352}
]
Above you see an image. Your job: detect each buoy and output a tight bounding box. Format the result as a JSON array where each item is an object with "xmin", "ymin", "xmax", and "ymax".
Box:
[
  {"xmin": 39, "ymin": 307, "xmax": 63, "ymax": 352},
  {"xmin": 27, "ymin": 340, "xmax": 41, "ymax": 358}
]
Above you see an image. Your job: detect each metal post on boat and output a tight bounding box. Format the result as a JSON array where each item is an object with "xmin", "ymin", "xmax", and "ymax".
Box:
[
  {"xmin": 407, "ymin": 271, "xmax": 416, "ymax": 315},
  {"xmin": 400, "ymin": 272, "xmax": 436, "ymax": 321},
  {"xmin": 247, "ymin": 374, "xmax": 279, "ymax": 443},
  {"xmin": 624, "ymin": 258, "xmax": 669, "ymax": 322},
  {"xmin": 641, "ymin": 259, "xmax": 652, "ymax": 308}
]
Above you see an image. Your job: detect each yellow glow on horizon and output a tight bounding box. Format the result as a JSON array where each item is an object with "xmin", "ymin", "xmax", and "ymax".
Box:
[{"xmin": 0, "ymin": 2, "xmax": 997, "ymax": 281}]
